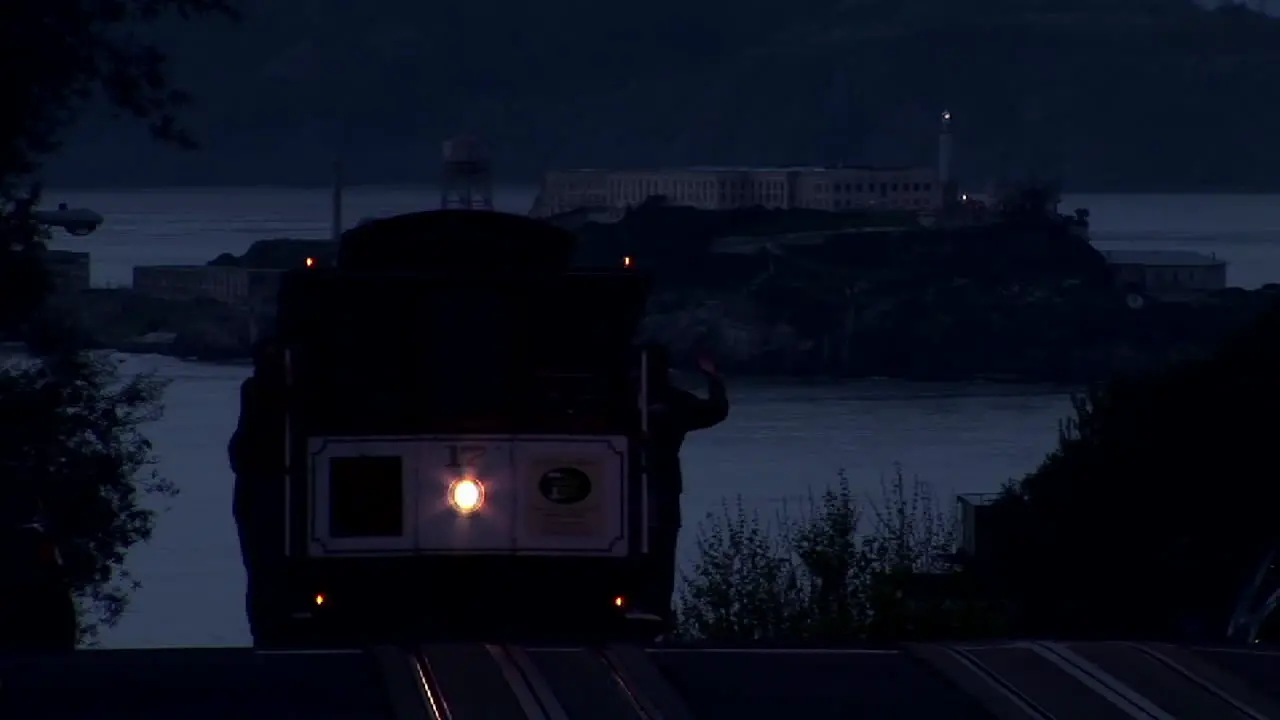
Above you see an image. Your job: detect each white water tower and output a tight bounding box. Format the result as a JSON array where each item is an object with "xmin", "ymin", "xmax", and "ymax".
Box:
[{"xmin": 440, "ymin": 135, "xmax": 494, "ymax": 210}]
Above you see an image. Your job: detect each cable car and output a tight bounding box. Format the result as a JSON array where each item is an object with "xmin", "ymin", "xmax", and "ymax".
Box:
[{"xmin": 261, "ymin": 211, "xmax": 658, "ymax": 647}]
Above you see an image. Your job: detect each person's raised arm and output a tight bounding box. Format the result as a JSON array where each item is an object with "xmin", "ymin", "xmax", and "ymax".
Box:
[{"xmin": 678, "ymin": 354, "xmax": 729, "ymax": 432}]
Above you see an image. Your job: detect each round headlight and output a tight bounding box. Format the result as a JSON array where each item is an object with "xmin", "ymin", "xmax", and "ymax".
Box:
[{"xmin": 448, "ymin": 478, "xmax": 484, "ymax": 514}]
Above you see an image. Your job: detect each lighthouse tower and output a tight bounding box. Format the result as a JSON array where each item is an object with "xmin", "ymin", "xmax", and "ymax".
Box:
[{"xmin": 938, "ymin": 110, "xmax": 956, "ymax": 209}]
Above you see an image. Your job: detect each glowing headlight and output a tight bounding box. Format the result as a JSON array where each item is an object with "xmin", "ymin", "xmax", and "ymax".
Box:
[{"xmin": 448, "ymin": 477, "xmax": 484, "ymax": 514}]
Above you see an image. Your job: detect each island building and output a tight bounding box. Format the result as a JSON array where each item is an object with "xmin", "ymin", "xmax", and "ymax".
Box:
[
  {"xmin": 1102, "ymin": 250, "xmax": 1227, "ymax": 295},
  {"xmin": 529, "ymin": 112, "xmax": 956, "ymax": 218},
  {"xmin": 128, "ymin": 133, "xmax": 491, "ymax": 320},
  {"xmin": 131, "ymin": 239, "xmax": 334, "ymax": 342},
  {"xmin": 131, "ymin": 238, "xmax": 334, "ymax": 304}
]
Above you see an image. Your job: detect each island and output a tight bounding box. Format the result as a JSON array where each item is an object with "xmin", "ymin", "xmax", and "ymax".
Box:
[
  {"xmin": 57, "ymin": 203, "xmax": 1280, "ymax": 383},
  {"xmin": 571, "ymin": 198, "xmax": 1275, "ymax": 382}
]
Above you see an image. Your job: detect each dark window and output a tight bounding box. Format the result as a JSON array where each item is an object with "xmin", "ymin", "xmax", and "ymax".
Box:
[{"xmin": 328, "ymin": 456, "xmax": 404, "ymax": 538}]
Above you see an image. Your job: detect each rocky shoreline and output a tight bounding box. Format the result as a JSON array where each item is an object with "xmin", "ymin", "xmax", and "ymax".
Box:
[
  {"xmin": 53, "ymin": 289, "xmax": 254, "ymax": 362},
  {"xmin": 59, "ymin": 204, "xmax": 1279, "ymax": 384}
]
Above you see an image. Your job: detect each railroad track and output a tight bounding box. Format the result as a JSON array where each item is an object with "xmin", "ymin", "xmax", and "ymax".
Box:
[
  {"xmin": 383, "ymin": 644, "xmax": 695, "ymax": 720},
  {"xmin": 6, "ymin": 641, "xmax": 1280, "ymax": 719}
]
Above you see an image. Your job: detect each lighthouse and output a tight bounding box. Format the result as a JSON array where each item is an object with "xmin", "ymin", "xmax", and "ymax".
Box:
[
  {"xmin": 937, "ymin": 109, "xmax": 958, "ymax": 213},
  {"xmin": 938, "ymin": 110, "xmax": 953, "ymax": 188}
]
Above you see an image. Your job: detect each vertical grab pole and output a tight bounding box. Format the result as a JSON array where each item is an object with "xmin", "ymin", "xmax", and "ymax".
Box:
[
  {"xmin": 639, "ymin": 349, "xmax": 649, "ymax": 554},
  {"xmin": 330, "ymin": 158, "xmax": 344, "ymax": 243},
  {"xmin": 639, "ymin": 351, "xmax": 649, "ymax": 433},
  {"xmin": 283, "ymin": 347, "xmax": 293, "ymax": 557}
]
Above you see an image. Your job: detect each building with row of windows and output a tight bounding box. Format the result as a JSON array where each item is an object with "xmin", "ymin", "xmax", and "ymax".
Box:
[
  {"xmin": 1102, "ymin": 250, "xmax": 1228, "ymax": 295},
  {"xmin": 131, "ymin": 239, "xmax": 333, "ymax": 309},
  {"xmin": 530, "ymin": 165, "xmax": 943, "ymax": 218},
  {"xmin": 530, "ymin": 112, "xmax": 956, "ymax": 218}
]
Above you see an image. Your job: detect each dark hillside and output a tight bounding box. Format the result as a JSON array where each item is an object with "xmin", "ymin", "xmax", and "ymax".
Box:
[{"xmin": 44, "ymin": 0, "xmax": 1280, "ymax": 191}]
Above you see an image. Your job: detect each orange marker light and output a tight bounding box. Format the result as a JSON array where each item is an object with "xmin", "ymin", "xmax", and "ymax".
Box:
[
  {"xmin": 305, "ymin": 257, "xmax": 315, "ymax": 268},
  {"xmin": 314, "ymin": 593, "xmax": 326, "ymax": 606},
  {"xmin": 623, "ymin": 256, "xmax": 632, "ymax": 268},
  {"xmin": 614, "ymin": 596, "xmax": 625, "ymax": 608}
]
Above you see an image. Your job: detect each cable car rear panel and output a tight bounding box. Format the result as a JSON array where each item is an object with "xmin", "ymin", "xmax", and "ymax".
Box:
[{"xmin": 270, "ymin": 265, "xmax": 655, "ymax": 643}]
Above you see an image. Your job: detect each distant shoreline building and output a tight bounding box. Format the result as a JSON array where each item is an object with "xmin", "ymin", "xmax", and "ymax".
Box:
[
  {"xmin": 1102, "ymin": 249, "xmax": 1228, "ymax": 296},
  {"xmin": 530, "ymin": 112, "xmax": 955, "ymax": 218}
]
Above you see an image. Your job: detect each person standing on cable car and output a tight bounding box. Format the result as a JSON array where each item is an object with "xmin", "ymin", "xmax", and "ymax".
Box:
[
  {"xmin": 229, "ymin": 339, "xmax": 288, "ymax": 646},
  {"xmin": 639, "ymin": 345, "xmax": 729, "ymax": 628}
]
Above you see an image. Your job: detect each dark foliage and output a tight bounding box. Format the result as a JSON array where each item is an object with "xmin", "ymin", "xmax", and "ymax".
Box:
[
  {"xmin": 0, "ymin": 353, "xmax": 172, "ymax": 639},
  {"xmin": 0, "ymin": 0, "xmax": 237, "ymax": 181},
  {"xmin": 682, "ymin": 299, "xmax": 1280, "ymax": 643},
  {"xmin": 982, "ymin": 300, "xmax": 1280, "ymax": 640},
  {"xmin": 0, "ymin": 190, "xmax": 54, "ymax": 337},
  {"xmin": 995, "ymin": 179, "xmax": 1063, "ymax": 226},
  {"xmin": 0, "ymin": 0, "xmax": 235, "ymax": 642},
  {"xmin": 676, "ymin": 468, "xmax": 1006, "ymax": 642}
]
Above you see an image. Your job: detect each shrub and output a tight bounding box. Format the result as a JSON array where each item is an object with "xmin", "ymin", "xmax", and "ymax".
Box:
[
  {"xmin": 0, "ymin": 0, "xmax": 233, "ymax": 648},
  {"xmin": 675, "ymin": 465, "xmax": 1003, "ymax": 642},
  {"xmin": 0, "ymin": 189, "xmax": 177, "ymax": 644},
  {"xmin": 0, "ymin": 350, "xmax": 174, "ymax": 642}
]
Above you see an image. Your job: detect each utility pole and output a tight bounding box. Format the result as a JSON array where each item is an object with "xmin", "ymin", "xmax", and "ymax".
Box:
[{"xmin": 330, "ymin": 158, "xmax": 344, "ymax": 243}]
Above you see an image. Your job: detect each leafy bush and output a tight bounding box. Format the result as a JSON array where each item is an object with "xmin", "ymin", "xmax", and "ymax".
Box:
[
  {"xmin": 0, "ymin": 350, "xmax": 174, "ymax": 642},
  {"xmin": 676, "ymin": 465, "xmax": 1006, "ymax": 642},
  {"xmin": 0, "ymin": 193, "xmax": 54, "ymax": 333},
  {"xmin": 0, "ymin": 187, "xmax": 177, "ymax": 644},
  {"xmin": 1, "ymin": 1, "xmax": 234, "ymax": 648},
  {"xmin": 986, "ymin": 309, "xmax": 1280, "ymax": 638}
]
